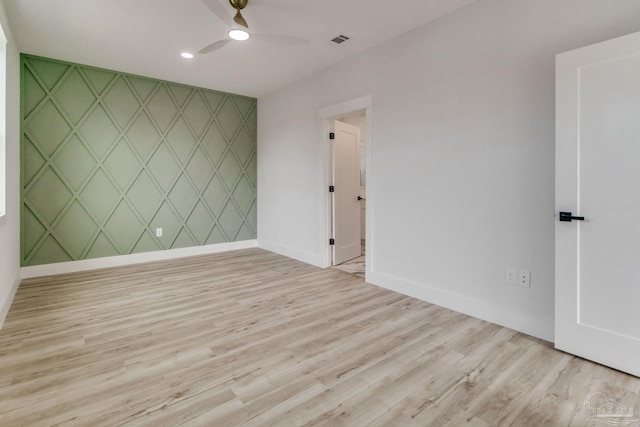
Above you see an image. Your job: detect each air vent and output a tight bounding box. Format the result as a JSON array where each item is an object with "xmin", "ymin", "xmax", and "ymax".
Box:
[{"xmin": 330, "ymin": 35, "xmax": 350, "ymax": 45}]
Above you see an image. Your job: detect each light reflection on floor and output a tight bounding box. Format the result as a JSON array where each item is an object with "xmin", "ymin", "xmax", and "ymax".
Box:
[{"xmin": 333, "ymin": 241, "xmax": 365, "ymax": 277}]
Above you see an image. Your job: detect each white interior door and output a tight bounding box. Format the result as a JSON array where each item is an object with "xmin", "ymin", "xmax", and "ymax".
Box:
[
  {"xmin": 556, "ymin": 31, "xmax": 640, "ymax": 377},
  {"xmin": 332, "ymin": 120, "xmax": 361, "ymax": 265}
]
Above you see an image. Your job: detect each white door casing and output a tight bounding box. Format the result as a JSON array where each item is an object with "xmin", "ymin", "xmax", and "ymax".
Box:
[
  {"xmin": 556, "ymin": 31, "xmax": 640, "ymax": 377},
  {"xmin": 332, "ymin": 120, "xmax": 362, "ymax": 265}
]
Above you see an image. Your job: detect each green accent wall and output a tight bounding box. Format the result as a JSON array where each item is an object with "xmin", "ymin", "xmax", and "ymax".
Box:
[{"xmin": 20, "ymin": 55, "xmax": 257, "ymax": 266}]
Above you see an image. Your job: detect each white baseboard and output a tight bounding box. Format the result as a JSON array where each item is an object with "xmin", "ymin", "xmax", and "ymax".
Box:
[
  {"xmin": 258, "ymin": 240, "xmax": 323, "ymax": 267},
  {"xmin": 21, "ymin": 240, "xmax": 258, "ymax": 279},
  {"xmin": 367, "ymin": 269, "xmax": 554, "ymax": 342},
  {"xmin": 0, "ymin": 269, "xmax": 21, "ymax": 329}
]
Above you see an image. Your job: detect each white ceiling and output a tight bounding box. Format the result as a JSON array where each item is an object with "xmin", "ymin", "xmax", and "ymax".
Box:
[{"xmin": 4, "ymin": 0, "xmax": 477, "ymax": 98}]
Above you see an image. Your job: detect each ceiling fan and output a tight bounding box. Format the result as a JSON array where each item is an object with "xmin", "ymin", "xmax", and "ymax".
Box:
[{"xmin": 199, "ymin": 0, "xmax": 309, "ymax": 54}]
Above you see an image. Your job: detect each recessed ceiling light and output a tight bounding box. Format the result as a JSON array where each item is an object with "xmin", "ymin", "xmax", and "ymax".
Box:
[
  {"xmin": 229, "ymin": 29, "xmax": 250, "ymax": 41},
  {"xmin": 181, "ymin": 52, "xmax": 194, "ymax": 59}
]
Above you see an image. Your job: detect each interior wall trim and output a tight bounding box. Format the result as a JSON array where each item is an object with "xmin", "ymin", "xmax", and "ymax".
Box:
[
  {"xmin": 257, "ymin": 240, "xmax": 323, "ymax": 267},
  {"xmin": 21, "ymin": 239, "xmax": 257, "ymax": 279},
  {"xmin": 20, "ymin": 54, "xmax": 257, "ymax": 267},
  {"xmin": 367, "ymin": 269, "xmax": 555, "ymax": 342},
  {"xmin": 0, "ymin": 269, "xmax": 21, "ymax": 329}
]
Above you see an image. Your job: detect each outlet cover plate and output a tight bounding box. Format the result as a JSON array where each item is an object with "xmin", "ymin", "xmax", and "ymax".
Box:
[{"xmin": 518, "ymin": 270, "xmax": 531, "ymax": 288}]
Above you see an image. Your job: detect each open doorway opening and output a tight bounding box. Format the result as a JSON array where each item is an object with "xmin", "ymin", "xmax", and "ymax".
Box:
[
  {"xmin": 317, "ymin": 95, "xmax": 372, "ymax": 277},
  {"xmin": 331, "ymin": 112, "xmax": 366, "ymax": 277}
]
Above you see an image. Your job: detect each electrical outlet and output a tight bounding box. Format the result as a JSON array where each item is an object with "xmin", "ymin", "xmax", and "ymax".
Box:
[
  {"xmin": 505, "ymin": 268, "xmax": 517, "ymax": 285},
  {"xmin": 156, "ymin": 228, "xmax": 163, "ymax": 237},
  {"xmin": 518, "ymin": 270, "xmax": 531, "ymax": 288}
]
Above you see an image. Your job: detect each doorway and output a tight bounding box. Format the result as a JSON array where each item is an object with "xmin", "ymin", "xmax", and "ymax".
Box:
[
  {"xmin": 332, "ymin": 113, "xmax": 366, "ymax": 276},
  {"xmin": 317, "ymin": 95, "xmax": 372, "ymax": 277}
]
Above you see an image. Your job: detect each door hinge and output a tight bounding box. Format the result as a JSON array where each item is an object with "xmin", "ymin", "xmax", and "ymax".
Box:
[
  {"xmin": 329, "ymin": 185, "xmax": 334, "ymax": 193},
  {"xmin": 329, "ymin": 132, "xmax": 335, "ymax": 140},
  {"xmin": 329, "ymin": 238, "xmax": 335, "ymax": 245}
]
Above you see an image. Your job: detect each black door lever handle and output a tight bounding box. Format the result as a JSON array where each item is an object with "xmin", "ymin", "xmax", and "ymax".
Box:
[{"xmin": 559, "ymin": 211, "xmax": 585, "ymax": 222}]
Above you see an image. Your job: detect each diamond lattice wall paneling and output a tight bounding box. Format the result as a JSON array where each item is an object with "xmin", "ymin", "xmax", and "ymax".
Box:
[{"xmin": 21, "ymin": 55, "xmax": 257, "ymax": 266}]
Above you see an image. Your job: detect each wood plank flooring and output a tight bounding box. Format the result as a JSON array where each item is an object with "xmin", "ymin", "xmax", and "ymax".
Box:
[{"xmin": 0, "ymin": 248, "xmax": 638, "ymax": 426}]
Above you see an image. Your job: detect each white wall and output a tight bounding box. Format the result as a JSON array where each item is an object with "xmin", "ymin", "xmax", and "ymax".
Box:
[
  {"xmin": 0, "ymin": 0, "xmax": 21, "ymax": 327},
  {"xmin": 257, "ymin": 0, "xmax": 640, "ymax": 341}
]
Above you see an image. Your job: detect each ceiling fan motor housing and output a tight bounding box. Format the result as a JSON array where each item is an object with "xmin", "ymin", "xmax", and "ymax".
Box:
[{"xmin": 229, "ymin": 0, "xmax": 248, "ymax": 10}]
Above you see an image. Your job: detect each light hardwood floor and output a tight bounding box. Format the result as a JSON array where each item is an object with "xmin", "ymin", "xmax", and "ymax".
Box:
[{"xmin": 1, "ymin": 248, "xmax": 638, "ymax": 426}]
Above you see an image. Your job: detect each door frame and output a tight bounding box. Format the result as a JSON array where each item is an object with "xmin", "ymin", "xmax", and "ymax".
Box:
[{"xmin": 317, "ymin": 95, "xmax": 373, "ymax": 271}]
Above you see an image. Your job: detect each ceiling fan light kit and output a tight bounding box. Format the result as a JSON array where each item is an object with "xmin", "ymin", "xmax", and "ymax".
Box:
[
  {"xmin": 198, "ymin": 0, "xmax": 309, "ymax": 55},
  {"xmin": 228, "ymin": 29, "xmax": 250, "ymax": 41}
]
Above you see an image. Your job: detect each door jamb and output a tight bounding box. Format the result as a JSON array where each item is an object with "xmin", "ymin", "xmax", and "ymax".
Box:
[{"xmin": 317, "ymin": 95, "xmax": 373, "ymax": 270}]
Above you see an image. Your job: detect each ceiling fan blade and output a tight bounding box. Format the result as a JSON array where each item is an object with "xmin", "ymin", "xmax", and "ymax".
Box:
[
  {"xmin": 252, "ymin": 33, "xmax": 310, "ymax": 47},
  {"xmin": 233, "ymin": 9, "xmax": 249, "ymax": 28},
  {"xmin": 198, "ymin": 39, "xmax": 232, "ymax": 54},
  {"xmin": 200, "ymin": 0, "xmax": 233, "ymax": 26}
]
